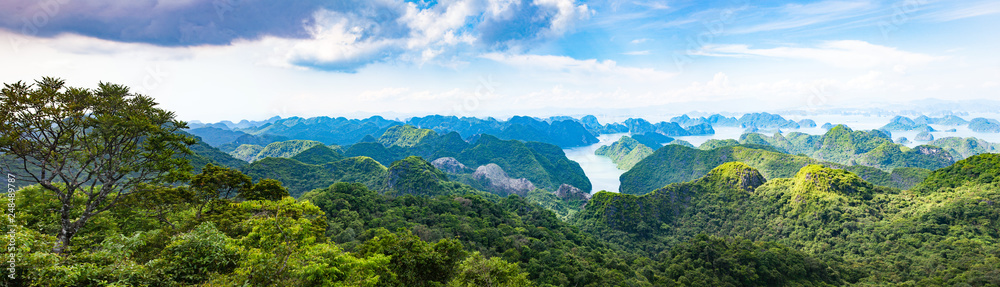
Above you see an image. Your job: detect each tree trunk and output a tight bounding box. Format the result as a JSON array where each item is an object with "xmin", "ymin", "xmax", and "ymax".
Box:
[
  {"xmin": 52, "ymin": 215, "xmax": 87, "ymax": 254},
  {"xmin": 53, "ymin": 226, "xmax": 75, "ymax": 254}
]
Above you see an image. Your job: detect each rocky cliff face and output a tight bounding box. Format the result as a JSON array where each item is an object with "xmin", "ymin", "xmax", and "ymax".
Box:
[
  {"xmin": 554, "ymin": 184, "xmax": 591, "ymax": 201},
  {"xmin": 431, "ymin": 157, "xmax": 469, "ymax": 173},
  {"xmin": 472, "ymin": 163, "xmax": 536, "ymax": 196}
]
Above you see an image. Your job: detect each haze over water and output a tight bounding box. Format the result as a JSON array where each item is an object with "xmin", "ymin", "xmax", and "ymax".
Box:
[{"xmin": 563, "ymin": 133, "xmax": 629, "ymax": 194}]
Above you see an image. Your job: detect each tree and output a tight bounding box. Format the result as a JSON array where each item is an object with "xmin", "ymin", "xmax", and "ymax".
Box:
[
  {"xmin": 242, "ymin": 178, "xmax": 290, "ymax": 201},
  {"xmin": 0, "ymin": 77, "xmax": 193, "ymax": 254},
  {"xmin": 125, "ymin": 183, "xmax": 195, "ymax": 229},
  {"xmin": 358, "ymin": 228, "xmax": 468, "ymax": 286},
  {"xmin": 191, "ymin": 163, "xmax": 251, "ymax": 218},
  {"xmin": 448, "ymin": 252, "xmax": 534, "ymax": 287}
]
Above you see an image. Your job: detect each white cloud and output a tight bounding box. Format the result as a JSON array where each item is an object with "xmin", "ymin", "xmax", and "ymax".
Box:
[
  {"xmin": 400, "ymin": 0, "xmax": 478, "ymax": 48},
  {"xmin": 481, "ymin": 52, "xmax": 675, "ymax": 82},
  {"xmin": 623, "ymin": 50, "xmax": 650, "ymax": 55},
  {"xmin": 534, "ymin": 0, "xmax": 593, "ymax": 37},
  {"xmin": 630, "ymin": 38, "xmax": 650, "ymax": 44},
  {"xmin": 260, "ymin": 0, "xmax": 594, "ymax": 70},
  {"xmin": 283, "ymin": 12, "xmax": 398, "ymax": 69},
  {"xmin": 699, "ymin": 40, "xmax": 944, "ymax": 69}
]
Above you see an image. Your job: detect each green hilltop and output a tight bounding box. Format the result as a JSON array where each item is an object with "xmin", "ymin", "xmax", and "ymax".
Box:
[
  {"xmin": 620, "ymin": 144, "xmax": 930, "ymax": 195},
  {"xmin": 229, "ymin": 139, "xmax": 327, "ymax": 163},
  {"xmin": 929, "ymin": 136, "xmax": 1000, "ymax": 159},
  {"xmin": 573, "ymin": 157, "xmax": 1000, "ymax": 285},
  {"xmin": 378, "ymin": 125, "xmax": 437, "ymax": 148},
  {"xmin": 289, "ymin": 144, "xmax": 345, "ymax": 165},
  {"xmin": 735, "ymin": 125, "xmax": 954, "ymax": 171},
  {"xmin": 241, "ymin": 155, "xmax": 485, "ymax": 198},
  {"xmin": 594, "ymin": 136, "xmax": 655, "ymax": 170}
]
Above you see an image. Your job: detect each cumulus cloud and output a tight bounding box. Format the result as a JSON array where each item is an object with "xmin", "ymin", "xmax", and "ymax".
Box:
[
  {"xmin": 476, "ymin": 0, "xmax": 591, "ymax": 50},
  {"xmin": 0, "ymin": 0, "xmax": 591, "ymax": 72}
]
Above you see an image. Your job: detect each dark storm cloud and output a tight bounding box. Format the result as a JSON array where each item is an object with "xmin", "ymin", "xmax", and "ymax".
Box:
[
  {"xmin": 0, "ymin": 0, "xmax": 588, "ymax": 71},
  {"xmin": 0, "ymin": 0, "xmax": 410, "ymax": 46}
]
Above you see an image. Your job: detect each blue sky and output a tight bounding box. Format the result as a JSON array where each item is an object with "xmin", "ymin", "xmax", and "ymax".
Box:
[{"xmin": 0, "ymin": 0, "xmax": 997, "ymax": 121}]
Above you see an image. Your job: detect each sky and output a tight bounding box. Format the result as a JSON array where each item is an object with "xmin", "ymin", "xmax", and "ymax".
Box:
[{"xmin": 0, "ymin": 0, "xmax": 998, "ymax": 122}]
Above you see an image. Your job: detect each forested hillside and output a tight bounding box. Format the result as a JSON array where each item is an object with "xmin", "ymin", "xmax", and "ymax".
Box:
[
  {"xmin": 619, "ymin": 144, "xmax": 930, "ymax": 195},
  {"xmin": 576, "ymin": 157, "xmax": 1000, "ymax": 285},
  {"xmin": 5, "ymin": 78, "xmax": 999, "ymax": 287}
]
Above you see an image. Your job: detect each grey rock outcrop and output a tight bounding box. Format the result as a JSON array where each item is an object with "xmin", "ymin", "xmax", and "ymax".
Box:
[
  {"xmin": 554, "ymin": 184, "xmax": 591, "ymax": 201},
  {"xmin": 431, "ymin": 157, "xmax": 469, "ymax": 173},
  {"xmin": 473, "ymin": 164, "xmax": 536, "ymax": 196}
]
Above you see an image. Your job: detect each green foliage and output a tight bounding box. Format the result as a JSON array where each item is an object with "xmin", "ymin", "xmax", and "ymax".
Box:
[
  {"xmin": 7, "ymin": 182, "xmax": 395, "ymax": 287},
  {"xmin": 192, "ymin": 163, "xmax": 252, "ymax": 200},
  {"xmin": 738, "ymin": 112, "xmax": 800, "ymax": 128},
  {"xmin": 9, "ymin": 82, "xmax": 1000, "ymax": 287},
  {"xmin": 340, "ymin": 132, "xmax": 589, "ymax": 193},
  {"xmin": 11, "ymin": 184, "xmax": 129, "ymax": 252},
  {"xmin": 459, "ymin": 135, "xmax": 591, "ymax": 192},
  {"xmin": 881, "ymin": 115, "xmax": 919, "ymax": 131},
  {"xmin": 915, "ymin": 153, "xmax": 1000, "ymax": 193},
  {"xmin": 929, "ymin": 137, "xmax": 1000, "ymax": 159},
  {"xmin": 739, "ymin": 133, "xmax": 773, "ymax": 147},
  {"xmin": 448, "ymin": 252, "xmax": 534, "ymax": 287},
  {"xmin": 733, "ymin": 126, "xmax": 954, "ymax": 171},
  {"xmin": 595, "ymin": 136, "xmax": 655, "ymax": 170},
  {"xmin": 191, "ymin": 163, "xmax": 252, "ymax": 219},
  {"xmin": 968, "ymin": 117, "xmax": 1000, "ymax": 133},
  {"xmin": 0, "ymin": 77, "xmax": 194, "ymax": 254},
  {"xmin": 218, "ymin": 198, "xmax": 380, "ymax": 285},
  {"xmin": 699, "ymin": 139, "xmax": 740, "ymax": 150},
  {"xmin": 233, "ymin": 139, "xmax": 325, "ymax": 163},
  {"xmin": 229, "ymin": 144, "xmax": 263, "ymax": 162},
  {"xmin": 653, "ymin": 234, "xmax": 844, "ymax": 286},
  {"xmin": 384, "ymin": 156, "xmax": 452, "ymax": 196},
  {"xmin": 786, "ymin": 165, "xmax": 880, "ymax": 212},
  {"xmin": 815, "ymin": 125, "xmax": 897, "ymax": 165},
  {"xmin": 185, "ymin": 127, "xmax": 247, "ymax": 146},
  {"xmin": 324, "ymin": 156, "xmax": 389, "ymax": 191},
  {"xmin": 765, "ymin": 132, "xmax": 821, "ymax": 155},
  {"xmin": 160, "ymin": 222, "xmax": 240, "ymax": 283},
  {"xmin": 668, "ymin": 139, "xmax": 695, "ymax": 148},
  {"xmin": 523, "ymin": 188, "xmax": 587, "ymax": 220},
  {"xmin": 619, "ymin": 145, "xmax": 820, "ymax": 195},
  {"xmin": 575, "ymin": 159, "xmax": 1000, "ymax": 285},
  {"xmin": 302, "ymin": 182, "xmax": 646, "ymax": 286},
  {"xmin": 238, "ymin": 114, "xmax": 597, "ymax": 147},
  {"xmin": 632, "ymin": 132, "xmax": 673, "ymax": 149},
  {"xmin": 840, "ymin": 165, "xmax": 931, "ymax": 190},
  {"xmin": 290, "ymin": 144, "xmax": 345, "ymax": 165},
  {"xmin": 344, "ymin": 142, "xmax": 406, "ymax": 166},
  {"xmin": 358, "ymin": 228, "xmax": 468, "ymax": 286},
  {"xmin": 242, "ymin": 178, "xmax": 291, "ymax": 201},
  {"xmin": 379, "ymin": 125, "xmax": 437, "ymax": 147},
  {"xmin": 183, "ymin": 132, "xmax": 247, "ymax": 171},
  {"xmin": 241, "ymin": 157, "xmax": 338, "ymax": 198},
  {"xmin": 523, "ymin": 141, "xmax": 592, "ymax": 192}
]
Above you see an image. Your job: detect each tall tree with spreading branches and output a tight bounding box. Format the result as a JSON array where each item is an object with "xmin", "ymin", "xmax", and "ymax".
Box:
[{"xmin": 0, "ymin": 77, "xmax": 194, "ymax": 254}]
